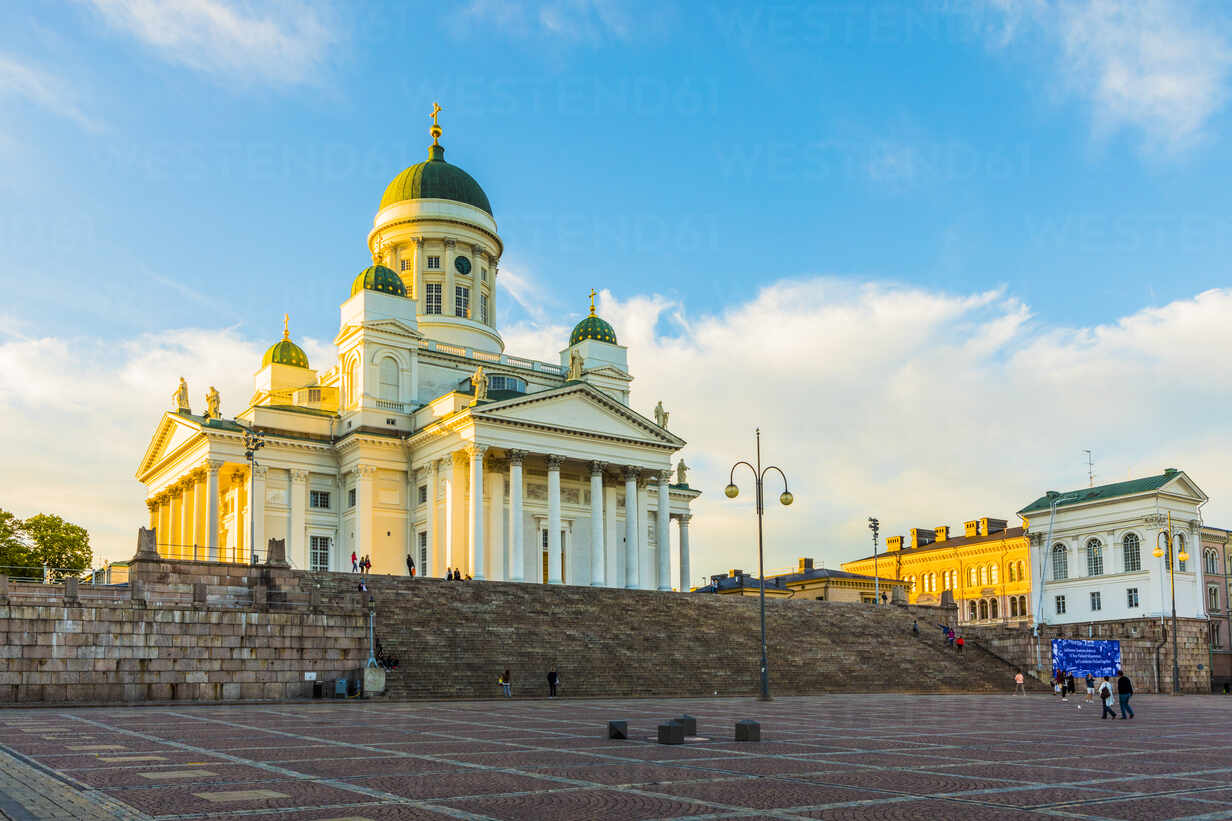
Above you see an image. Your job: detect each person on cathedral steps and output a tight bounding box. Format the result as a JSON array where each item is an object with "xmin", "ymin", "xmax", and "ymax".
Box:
[
  {"xmin": 406, "ymin": 553, "xmax": 415, "ymax": 577},
  {"xmin": 351, "ymin": 551, "xmax": 358, "ymax": 573},
  {"xmin": 547, "ymin": 669, "xmax": 559, "ymax": 698},
  {"xmin": 955, "ymin": 636, "xmax": 964, "ymax": 654},
  {"xmin": 445, "ymin": 566, "xmax": 452, "ymax": 579}
]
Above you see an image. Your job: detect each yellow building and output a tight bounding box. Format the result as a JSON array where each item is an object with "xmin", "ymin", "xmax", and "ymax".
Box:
[
  {"xmin": 701, "ymin": 558, "xmax": 908, "ymax": 603},
  {"xmin": 841, "ymin": 517, "xmax": 1032, "ymax": 625}
]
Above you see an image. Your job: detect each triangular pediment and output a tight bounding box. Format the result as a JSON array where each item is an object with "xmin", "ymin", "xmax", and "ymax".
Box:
[
  {"xmin": 136, "ymin": 412, "xmax": 203, "ymax": 479},
  {"xmin": 334, "ymin": 317, "xmax": 422, "ymax": 346},
  {"xmin": 1163, "ymin": 472, "xmax": 1207, "ymax": 503},
  {"xmin": 474, "ymin": 384, "xmax": 684, "ymax": 447}
]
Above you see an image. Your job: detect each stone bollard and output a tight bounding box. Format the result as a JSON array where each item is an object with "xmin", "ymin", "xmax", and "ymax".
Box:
[
  {"xmin": 266, "ymin": 537, "xmax": 290, "ymax": 569},
  {"xmin": 607, "ymin": 720, "xmax": 628, "ymax": 740},
  {"xmin": 134, "ymin": 526, "xmax": 158, "ymax": 560},
  {"xmin": 130, "ymin": 580, "xmax": 147, "ymax": 607},
  {"xmin": 891, "ymin": 585, "xmax": 907, "ymax": 605},
  {"xmin": 735, "ymin": 720, "xmax": 761, "ymax": 742},
  {"xmin": 309, "ymin": 586, "xmax": 323, "ymax": 610},
  {"xmin": 0, "ymin": 574, "xmax": 8, "ymax": 605},
  {"xmin": 63, "ymin": 577, "xmax": 79, "ymax": 604},
  {"xmin": 192, "ymin": 583, "xmax": 207, "ymax": 606},
  {"xmin": 675, "ymin": 714, "xmax": 697, "ymax": 736},
  {"xmin": 657, "ymin": 721, "xmax": 684, "ymax": 745}
]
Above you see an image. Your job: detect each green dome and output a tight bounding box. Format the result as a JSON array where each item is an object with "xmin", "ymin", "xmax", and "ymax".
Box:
[
  {"xmin": 570, "ymin": 314, "xmax": 618, "ymax": 345},
  {"xmin": 351, "ymin": 264, "xmax": 407, "ymax": 297},
  {"xmin": 379, "ymin": 144, "xmax": 492, "ymax": 215},
  {"xmin": 262, "ymin": 339, "xmax": 309, "ymax": 369}
]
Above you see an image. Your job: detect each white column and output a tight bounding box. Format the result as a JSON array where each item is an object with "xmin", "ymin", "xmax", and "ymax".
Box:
[
  {"xmin": 355, "ymin": 464, "xmax": 376, "ymax": 559},
  {"xmin": 250, "ymin": 465, "xmax": 266, "ymax": 563},
  {"xmin": 589, "ymin": 461, "xmax": 605, "ymax": 586},
  {"xmin": 638, "ymin": 479, "xmax": 651, "ymax": 590},
  {"xmin": 656, "ymin": 471, "xmax": 671, "ymax": 591},
  {"xmin": 1194, "ymin": 524, "xmax": 1207, "ymax": 618},
  {"xmin": 157, "ymin": 494, "xmax": 171, "ymax": 557},
  {"xmin": 679, "ymin": 513, "xmax": 692, "ymax": 593},
  {"xmin": 468, "ymin": 445, "xmax": 486, "ymax": 580},
  {"xmin": 443, "ymin": 455, "xmax": 457, "ymax": 573},
  {"xmin": 487, "ymin": 467, "xmax": 504, "ymax": 580},
  {"xmin": 205, "ymin": 459, "xmax": 222, "ymax": 561},
  {"xmin": 624, "ymin": 466, "xmax": 640, "ymax": 589},
  {"xmin": 289, "ymin": 469, "xmax": 307, "ymax": 569},
  {"xmin": 192, "ymin": 474, "xmax": 205, "ymax": 556},
  {"xmin": 444, "ymin": 239, "xmax": 457, "ymax": 316},
  {"xmin": 413, "ymin": 236, "xmax": 425, "ymax": 301},
  {"xmin": 179, "ymin": 481, "xmax": 194, "ymax": 560},
  {"xmin": 426, "ymin": 461, "xmax": 438, "ymax": 577},
  {"xmin": 509, "ymin": 450, "xmax": 525, "ymax": 581},
  {"xmin": 490, "ymin": 258, "xmax": 499, "ymax": 322},
  {"xmin": 547, "ymin": 455, "xmax": 563, "ymax": 584}
]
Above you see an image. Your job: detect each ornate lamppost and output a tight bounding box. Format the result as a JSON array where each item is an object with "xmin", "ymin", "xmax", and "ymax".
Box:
[
  {"xmin": 243, "ymin": 430, "xmax": 265, "ymax": 565},
  {"xmin": 868, "ymin": 517, "xmax": 880, "ymax": 604},
  {"xmin": 1152, "ymin": 511, "xmax": 1188, "ymax": 695},
  {"xmin": 724, "ymin": 428, "xmax": 793, "ymax": 701},
  {"xmin": 366, "ymin": 593, "xmax": 378, "ymax": 669}
]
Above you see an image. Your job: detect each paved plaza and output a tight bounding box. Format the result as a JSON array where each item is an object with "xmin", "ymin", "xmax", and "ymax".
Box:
[{"xmin": 0, "ymin": 693, "xmax": 1230, "ymax": 820}]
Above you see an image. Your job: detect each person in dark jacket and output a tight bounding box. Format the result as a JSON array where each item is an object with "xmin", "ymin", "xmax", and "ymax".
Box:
[
  {"xmin": 1116, "ymin": 670, "xmax": 1134, "ymax": 719},
  {"xmin": 547, "ymin": 669, "xmax": 559, "ymax": 698},
  {"xmin": 406, "ymin": 553, "xmax": 415, "ymax": 577}
]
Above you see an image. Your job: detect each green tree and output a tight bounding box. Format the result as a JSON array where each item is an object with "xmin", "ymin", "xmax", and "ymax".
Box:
[
  {"xmin": 20, "ymin": 513, "xmax": 92, "ymax": 573},
  {"xmin": 0, "ymin": 509, "xmax": 29, "ymax": 571}
]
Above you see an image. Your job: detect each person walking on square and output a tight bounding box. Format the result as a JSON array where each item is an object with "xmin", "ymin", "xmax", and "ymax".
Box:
[
  {"xmin": 547, "ymin": 669, "xmax": 559, "ymax": 698},
  {"xmin": 1055, "ymin": 669, "xmax": 1068, "ymax": 701},
  {"xmin": 351, "ymin": 551, "xmax": 358, "ymax": 572},
  {"xmin": 1099, "ymin": 677, "xmax": 1118, "ymax": 719},
  {"xmin": 1117, "ymin": 670, "xmax": 1135, "ymax": 719},
  {"xmin": 500, "ymin": 669, "xmax": 512, "ymax": 697},
  {"xmin": 1085, "ymin": 673, "xmax": 1095, "ymax": 703},
  {"xmin": 1014, "ymin": 671, "xmax": 1025, "ymax": 695},
  {"xmin": 1066, "ymin": 671, "xmax": 1076, "ymax": 698}
]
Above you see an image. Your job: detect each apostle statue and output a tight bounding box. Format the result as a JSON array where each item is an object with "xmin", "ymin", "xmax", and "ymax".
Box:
[
  {"xmin": 205, "ymin": 386, "xmax": 221, "ymax": 420},
  {"xmin": 172, "ymin": 377, "xmax": 190, "ymax": 412},
  {"xmin": 676, "ymin": 459, "xmax": 689, "ymax": 486},
  {"xmin": 472, "ymin": 365, "xmax": 489, "ymax": 401},
  {"xmin": 653, "ymin": 400, "xmax": 669, "ymax": 429},
  {"xmin": 567, "ymin": 348, "xmax": 583, "ymax": 381}
]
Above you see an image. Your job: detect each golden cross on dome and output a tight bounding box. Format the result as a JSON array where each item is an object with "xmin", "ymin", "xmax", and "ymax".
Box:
[
  {"xmin": 430, "ymin": 101, "xmax": 443, "ymax": 145},
  {"xmin": 282, "ymin": 313, "xmax": 290, "ymax": 340},
  {"xmin": 588, "ymin": 288, "xmax": 597, "ymax": 316}
]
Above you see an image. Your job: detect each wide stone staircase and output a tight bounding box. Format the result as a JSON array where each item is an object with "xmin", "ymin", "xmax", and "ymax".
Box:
[{"xmin": 313, "ymin": 574, "xmax": 1046, "ymax": 700}]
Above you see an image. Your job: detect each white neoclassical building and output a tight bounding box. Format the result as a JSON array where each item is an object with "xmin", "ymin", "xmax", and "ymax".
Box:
[
  {"xmin": 135, "ymin": 111, "xmax": 700, "ymax": 589},
  {"xmin": 1021, "ymin": 469, "xmax": 1208, "ymax": 625}
]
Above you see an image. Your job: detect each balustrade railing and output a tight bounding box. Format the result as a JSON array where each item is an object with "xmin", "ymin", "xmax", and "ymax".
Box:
[{"xmin": 417, "ymin": 338, "xmax": 564, "ymax": 375}]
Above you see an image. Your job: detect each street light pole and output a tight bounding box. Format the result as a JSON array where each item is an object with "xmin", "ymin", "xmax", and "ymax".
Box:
[
  {"xmin": 366, "ymin": 594, "xmax": 378, "ymax": 668},
  {"xmin": 1153, "ymin": 511, "xmax": 1188, "ymax": 695},
  {"xmin": 243, "ymin": 430, "xmax": 265, "ymax": 566},
  {"xmin": 725, "ymin": 428, "xmax": 793, "ymax": 702},
  {"xmin": 868, "ymin": 518, "xmax": 880, "ymax": 604}
]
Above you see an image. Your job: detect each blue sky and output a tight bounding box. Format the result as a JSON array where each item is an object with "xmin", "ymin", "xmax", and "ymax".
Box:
[{"xmin": 3, "ymin": 0, "xmax": 1232, "ymax": 571}]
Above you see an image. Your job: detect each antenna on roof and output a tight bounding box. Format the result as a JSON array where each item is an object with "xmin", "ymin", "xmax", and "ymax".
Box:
[{"xmin": 1083, "ymin": 449, "xmax": 1095, "ymax": 488}]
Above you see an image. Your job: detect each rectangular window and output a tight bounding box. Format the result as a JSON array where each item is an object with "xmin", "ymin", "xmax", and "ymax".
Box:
[
  {"xmin": 426, "ymin": 255, "xmax": 440, "ymax": 270},
  {"xmin": 417, "ymin": 531, "xmax": 428, "ymax": 573},
  {"xmin": 481, "ymin": 268, "xmax": 487, "ymax": 282},
  {"xmin": 480, "ymin": 293, "xmax": 489, "ymax": 324},
  {"xmin": 417, "ymin": 485, "xmax": 428, "ymax": 505},
  {"xmin": 400, "ymin": 259, "xmax": 411, "ymax": 272},
  {"xmin": 1209, "ymin": 585, "xmax": 1220, "ymax": 610},
  {"xmin": 309, "ymin": 535, "xmax": 330, "ymax": 572},
  {"xmin": 1055, "ymin": 595, "xmax": 1066, "ymax": 615},
  {"xmin": 455, "ymin": 285, "xmax": 470, "ymax": 318},
  {"xmin": 309, "ymin": 490, "xmax": 330, "ymax": 510},
  {"xmin": 1214, "ymin": 621, "xmax": 1224, "ymax": 649},
  {"xmin": 1090, "ymin": 591, "xmax": 1101, "ymax": 611},
  {"xmin": 1127, "ymin": 587, "xmax": 1139, "ymax": 608},
  {"xmin": 348, "ymin": 488, "xmax": 356, "ymax": 508},
  {"xmin": 425, "ymin": 283, "xmax": 442, "ymax": 314}
]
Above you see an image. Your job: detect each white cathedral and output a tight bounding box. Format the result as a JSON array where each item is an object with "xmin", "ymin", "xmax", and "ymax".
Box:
[{"xmin": 135, "ymin": 110, "xmax": 699, "ymax": 589}]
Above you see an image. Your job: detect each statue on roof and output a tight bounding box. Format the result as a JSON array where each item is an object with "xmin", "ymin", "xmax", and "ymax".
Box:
[
  {"xmin": 567, "ymin": 348, "xmax": 583, "ymax": 381},
  {"xmin": 173, "ymin": 377, "xmax": 190, "ymax": 413},
  {"xmin": 472, "ymin": 365, "xmax": 488, "ymax": 401},
  {"xmin": 205, "ymin": 386, "xmax": 221, "ymax": 420},
  {"xmin": 654, "ymin": 400, "xmax": 669, "ymax": 429},
  {"xmin": 676, "ymin": 459, "xmax": 689, "ymax": 486}
]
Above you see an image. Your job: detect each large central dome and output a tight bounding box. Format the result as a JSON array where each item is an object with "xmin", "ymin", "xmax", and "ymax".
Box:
[{"xmin": 379, "ymin": 143, "xmax": 492, "ymax": 215}]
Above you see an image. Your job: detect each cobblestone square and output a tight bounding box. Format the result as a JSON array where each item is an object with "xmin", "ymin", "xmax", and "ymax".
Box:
[{"xmin": 1, "ymin": 694, "xmax": 1230, "ymax": 820}]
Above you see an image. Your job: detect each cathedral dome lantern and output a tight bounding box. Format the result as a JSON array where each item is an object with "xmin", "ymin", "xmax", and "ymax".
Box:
[
  {"xmin": 262, "ymin": 315, "xmax": 309, "ymax": 369},
  {"xmin": 570, "ymin": 291, "xmax": 617, "ymax": 345},
  {"xmin": 351, "ymin": 264, "xmax": 407, "ymax": 297}
]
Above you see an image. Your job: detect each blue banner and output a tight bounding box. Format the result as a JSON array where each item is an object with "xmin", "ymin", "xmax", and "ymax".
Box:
[{"xmin": 1051, "ymin": 639, "xmax": 1122, "ymax": 678}]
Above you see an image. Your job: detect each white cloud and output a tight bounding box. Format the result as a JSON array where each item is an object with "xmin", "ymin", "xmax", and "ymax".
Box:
[
  {"xmin": 7, "ymin": 282, "xmax": 1232, "ymax": 585},
  {"xmin": 985, "ymin": 0, "xmax": 1232, "ymax": 153},
  {"xmin": 81, "ymin": 0, "xmax": 338, "ymax": 86},
  {"xmin": 0, "ymin": 54, "xmax": 102, "ymax": 132},
  {"xmin": 453, "ymin": 0, "xmax": 652, "ymax": 42}
]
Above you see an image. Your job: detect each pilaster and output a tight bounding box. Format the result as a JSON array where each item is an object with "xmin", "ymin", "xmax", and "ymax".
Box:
[{"xmin": 289, "ymin": 468, "xmax": 308, "ymax": 569}]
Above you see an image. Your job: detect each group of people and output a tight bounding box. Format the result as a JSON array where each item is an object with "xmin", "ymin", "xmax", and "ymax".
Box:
[
  {"xmin": 495, "ymin": 669, "xmax": 560, "ymax": 698},
  {"xmin": 937, "ymin": 624, "xmax": 965, "ymax": 653},
  {"xmin": 350, "ymin": 552, "xmax": 372, "ymax": 573},
  {"xmin": 443, "ymin": 567, "xmax": 472, "ymax": 580},
  {"xmin": 1051, "ymin": 668, "xmax": 1136, "ymax": 719}
]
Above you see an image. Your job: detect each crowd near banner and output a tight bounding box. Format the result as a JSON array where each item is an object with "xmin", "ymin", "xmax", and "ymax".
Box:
[{"xmin": 1050, "ymin": 639, "xmax": 1122, "ymax": 677}]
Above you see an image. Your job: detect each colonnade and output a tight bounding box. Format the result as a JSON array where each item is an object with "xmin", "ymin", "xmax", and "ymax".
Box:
[{"xmin": 146, "ymin": 459, "xmax": 224, "ymax": 561}]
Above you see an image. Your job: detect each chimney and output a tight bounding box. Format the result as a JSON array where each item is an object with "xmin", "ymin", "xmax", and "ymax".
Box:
[
  {"xmin": 798, "ymin": 557, "xmax": 814, "ymax": 573},
  {"xmin": 934, "ymin": 525, "xmax": 950, "ymax": 542},
  {"xmin": 909, "ymin": 528, "xmax": 936, "ymax": 549},
  {"xmin": 964, "ymin": 519, "xmax": 980, "ymax": 538},
  {"xmin": 981, "ymin": 517, "xmax": 1008, "ymax": 535},
  {"xmin": 886, "ymin": 535, "xmax": 903, "ymax": 552}
]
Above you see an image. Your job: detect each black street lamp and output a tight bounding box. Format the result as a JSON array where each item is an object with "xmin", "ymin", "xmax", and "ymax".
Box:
[
  {"xmin": 868, "ymin": 517, "xmax": 880, "ymax": 604},
  {"xmin": 243, "ymin": 430, "xmax": 265, "ymax": 565},
  {"xmin": 1152, "ymin": 511, "xmax": 1189, "ymax": 695},
  {"xmin": 367, "ymin": 594, "xmax": 378, "ymax": 669},
  {"xmin": 724, "ymin": 428, "xmax": 793, "ymax": 701}
]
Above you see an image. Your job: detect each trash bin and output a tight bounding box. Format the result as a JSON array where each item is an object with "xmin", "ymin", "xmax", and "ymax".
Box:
[
  {"xmin": 311, "ymin": 681, "xmax": 323, "ymax": 699},
  {"xmin": 334, "ymin": 678, "xmax": 348, "ymax": 698}
]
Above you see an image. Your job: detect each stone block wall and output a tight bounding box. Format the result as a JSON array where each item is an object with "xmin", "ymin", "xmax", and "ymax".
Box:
[{"xmin": 963, "ymin": 618, "xmax": 1211, "ymax": 693}]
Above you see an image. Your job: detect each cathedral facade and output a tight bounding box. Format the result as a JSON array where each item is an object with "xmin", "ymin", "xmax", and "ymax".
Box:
[{"xmin": 135, "ymin": 112, "xmax": 699, "ymax": 589}]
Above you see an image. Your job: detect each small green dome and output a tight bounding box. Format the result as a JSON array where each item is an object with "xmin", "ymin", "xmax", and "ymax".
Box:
[
  {"xmin": 351, "ymin": 264, "xmax": 407, "ymax": 297},
  {"xmin": 262, "ymin": 339, "xmax": 309, "ymax": 368},
  {"xmin": 570, "ymin": 314, "xmax": 618, "ymax": 346},
  {"xmin": 379, "ymin": 144, "xmax": 492, "ymax": 215}
]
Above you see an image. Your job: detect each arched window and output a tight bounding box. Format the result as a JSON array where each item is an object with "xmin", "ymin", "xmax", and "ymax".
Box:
[
  {"xmin": 1208, "ymin": 585, "xmax": 1220, "ymax": 610},
  {"xmin": 969, "ymin": 567, "xmax": 977, "ymax": 586},
  {"xmin": 1019, "ymin": 595, "xmax": 1027, "ymax": 616},
  {"xmin": 1052, "ymin": 544, "xmax": 1068, "ymax": 580},
  {"xmin": 345, "ymin": 357, "xmax": 358, "ymax": 408},
  {"xmin": 1205, "ymin": 549, "xmax": 1219, "ymax": 575},
  {"xmin": 969, "ymin": 601, "xmax": 978, "ymax": 621},
  {"xmin": 1177, "ymin": 534, "xmax": 1187, "ymax": 572},
  {"xmin": 989, "ymin": 598, "xmax": 998, "ymax": 619},
  {"xmin": 979, "ymin": 600, "xmax": 988, "ymax": 620},
  {"xmin": 1008, "ymin": 563, "xmax": 1016, "ymax": 582},
  {"xmin": 930, "ymin": 572, "xmax": 937, "ymax": 591},
  {"xmin": 991, "ymin": 564, "xmax": 999, "ymax": 584},
  {"xmin": 1122, "ymin": 533, "xmax": 1141, "ymax": 572},
  {"xmin": 1086, "ymin": 539, "xmax": 1104, "ymax": 576},
  {"xmin": 1017, "ymin": 560, "xmax": 1025, "ymax": 580},
  {"xmin": 378, "ymin": 357, "xmax": 399, "ymax": 401},
  {"xmin": 1010, "ymin": 597, "xmax": 1019, "ymax": 617},
  {"xmin": 980, "ymin": 565, "xmax": 988, "ymax": 585}
]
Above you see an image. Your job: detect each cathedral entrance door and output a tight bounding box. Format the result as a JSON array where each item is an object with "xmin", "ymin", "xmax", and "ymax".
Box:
[{"xmin": 540, "ymin": 528, "xmax": 566, "ymax": 584}]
